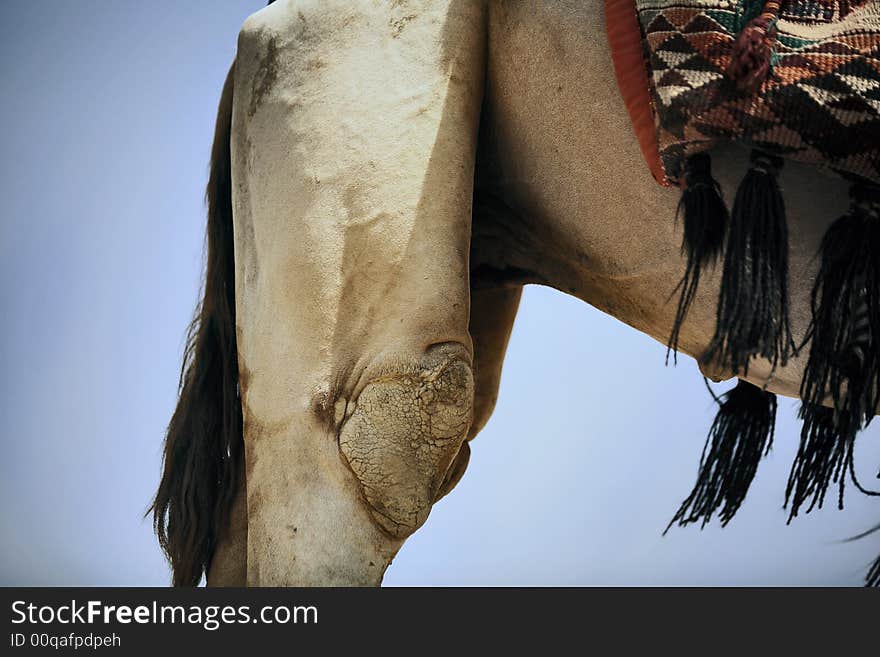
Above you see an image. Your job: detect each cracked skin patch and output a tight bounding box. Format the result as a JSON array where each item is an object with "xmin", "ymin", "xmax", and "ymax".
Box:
[{"xmin": 338, "ymin": 349, "xmax": 474, "ymax": 538}]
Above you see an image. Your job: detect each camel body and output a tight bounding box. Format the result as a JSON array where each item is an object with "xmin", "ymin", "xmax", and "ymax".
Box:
[{"xmin": 173, "ymin": 0, "xmax": 860, "ymax": 586}]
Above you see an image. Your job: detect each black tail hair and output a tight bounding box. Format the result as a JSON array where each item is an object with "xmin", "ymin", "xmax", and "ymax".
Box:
[{"xmin": 150, "ymin": 63, "xmax": 243, "ymax": 586}]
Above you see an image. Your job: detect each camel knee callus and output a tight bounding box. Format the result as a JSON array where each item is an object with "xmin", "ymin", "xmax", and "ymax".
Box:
[{"xmin": 339, "ymin": 343, "xmax": 474, "ymax": 538}]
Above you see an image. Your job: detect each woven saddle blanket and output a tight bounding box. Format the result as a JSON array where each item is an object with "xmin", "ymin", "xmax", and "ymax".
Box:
[
  {"xmin": 607, "ymin": 2, "xmax": 880, "ymax": 584},
  {"xmin": 607, "ymin": 0, "xmax": 880, "ymax": 186}
]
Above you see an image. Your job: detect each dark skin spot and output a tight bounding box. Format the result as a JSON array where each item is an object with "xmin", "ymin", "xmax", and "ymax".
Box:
[
  {"xmin": 310, "ymin": 390, "xmax": 335, "ymax": 430},
  {"xmin": 248, "ymin": 487, "xmax": 266, "ymax": 516},
  {"xmin": 248, "ymin": 36, "xmax": 279, "ymax": 118},
  {"xmin": 238, "ymin": 360, "xmax": 251, "ymax": 397}
]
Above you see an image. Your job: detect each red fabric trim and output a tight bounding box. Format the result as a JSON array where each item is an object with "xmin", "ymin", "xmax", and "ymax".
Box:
[{"xmin": 604, "ymin": 0, "xmax": 670, "ymax": 187}]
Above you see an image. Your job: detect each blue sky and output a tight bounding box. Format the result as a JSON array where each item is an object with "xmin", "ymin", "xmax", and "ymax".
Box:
[{"xmin": 1, "ymin": 1, "xmax": 878, "ymax": 586}]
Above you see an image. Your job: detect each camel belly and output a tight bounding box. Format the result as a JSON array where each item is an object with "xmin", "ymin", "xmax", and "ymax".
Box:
[{"xmin": 480, "ymin": 0, "xmax": 852, "ymax": 400}]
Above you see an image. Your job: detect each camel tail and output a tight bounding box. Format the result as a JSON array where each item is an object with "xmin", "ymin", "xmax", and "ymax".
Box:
[{"xmin": 151, "ymin": 62, "xmax": 243, "ymax": 586}]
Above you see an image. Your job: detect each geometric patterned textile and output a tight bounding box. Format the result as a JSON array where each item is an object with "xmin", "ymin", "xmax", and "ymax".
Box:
[{"xmin": 618, "ymin": 0, "xmax": 880, "ymax": 185}]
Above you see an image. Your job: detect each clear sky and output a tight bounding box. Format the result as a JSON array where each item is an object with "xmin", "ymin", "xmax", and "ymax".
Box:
[{"xmin": 1, "ymin": 1, "xmax": 878, "ymax": 586}]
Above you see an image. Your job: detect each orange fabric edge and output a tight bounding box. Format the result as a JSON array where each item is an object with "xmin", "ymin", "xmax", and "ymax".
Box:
[{"xmin": 604, "ymin": 0, "xmax": 671, "ymax": 187}]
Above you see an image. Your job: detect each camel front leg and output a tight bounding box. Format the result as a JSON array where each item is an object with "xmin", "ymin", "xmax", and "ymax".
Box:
[
  {"xmin": 206, "ymin": 475, "xmax": 247, "ymax": 587},
  {"xmin": 206, "ymin": 285, "xmax": 522, "ymax": 586},
  {"xmin": 230, "ymin": 0, "xmax": 486, "ymax": 586},
  {"xmin": 206, "ymin": 286, "xmax": 523, "ymax": 586}
]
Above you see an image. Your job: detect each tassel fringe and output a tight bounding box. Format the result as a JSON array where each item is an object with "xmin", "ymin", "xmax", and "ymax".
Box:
[
  {"xmin": 706, "ymin": 150, "xmax": 793, "ymax": 376},
  {"xmin": 800, "ymin": 184, "xmax": 880, "ymax": 435},
  {"xmin": 667, "ymin": 153, "xmax": 729, "ymax": 363},
  {"xmin": 844, "ymin": 523, "xmax": 880, "ymax": 587},
  {"xmin": 784, "ymin": 404, "xmax": 858, "ymax": 522},
  {"xmin": 666, "ymin": 379, "xmax": 776, "ymax": 530},
  {"xmin": 868, "ymin": 553, "xmax": 880, "ymax": 587}
]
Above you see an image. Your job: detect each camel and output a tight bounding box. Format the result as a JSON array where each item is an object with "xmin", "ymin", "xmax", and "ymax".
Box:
[{"xmin": 152, "ymin": 0, "xmax": 878, "ymax": 586}]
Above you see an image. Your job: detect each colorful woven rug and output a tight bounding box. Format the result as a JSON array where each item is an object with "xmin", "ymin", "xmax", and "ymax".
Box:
[
  {"xmin": 608, "ymin": 0, "xmax": 880, "ymax": 186},
  {"xmin": 606, "ymin": 0, "xmax": 880, "ymax": 586}
]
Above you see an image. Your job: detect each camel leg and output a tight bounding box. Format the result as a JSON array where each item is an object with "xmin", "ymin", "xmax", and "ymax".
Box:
[
  {"xmin": 437, "ymin": 284, "xmax": 522, "ymax": 499},
  {"xmin": 230, "ymin": 0, "xmax": 487, "ymax": 586},
  {"xmin": 468, "ymin": 286, "xmax": 522, "ymax": 437},
  {"xmin": 206, "ymin": 283, "xmax": 522, "ymax": 585},
  {"xmin": 205, "ymin": 476, "xmax": 247, "ymax": 587},
  {"xmin": 206, "ymin": 175, "xmax": 524, "ymax": 588}
]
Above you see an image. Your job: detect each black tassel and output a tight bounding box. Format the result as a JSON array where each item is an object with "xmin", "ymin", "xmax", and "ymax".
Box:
[
  {"xmin": 846, "ymin": 522, "xmax": 880, "ymax": 587},
  {"xmin": 787, "ymin": 401, "xmax": 880, "ymax": 523},
  {"xmin": 706, "ymin": 150, "xmax": 794, "ymax": 376},
  {"xmin": 800, "ymin": 183, "xmax": 880, "ymax": 435},
  {"xmin": 868, "ymin": 553, "xmax": 880, "ymax": 587},
  {"xmin": 666, "ymin": 379, "xmax": 776, "ymax": 530},
  {"xmin": 785, "ymin": 404, "xmax": 856, "ymax": 522},
  {"xmin": 844, "ymin": 522, "xmax": 880, "ymax": 587},
  {"xmin": 667, "ymin": 153, "xmax": 730, "ymax": 363}
]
